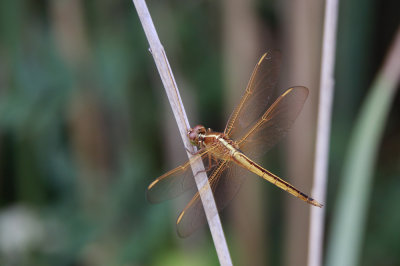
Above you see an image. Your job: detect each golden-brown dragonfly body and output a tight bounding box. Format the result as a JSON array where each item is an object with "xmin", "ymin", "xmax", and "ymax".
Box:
[
  {"xmin": 147, "ymin": 51, "xmax": 323, "ymax": 237},
  {"xmin": 188, "ymin": 125, "xmax": 321, "ymax": 207}
]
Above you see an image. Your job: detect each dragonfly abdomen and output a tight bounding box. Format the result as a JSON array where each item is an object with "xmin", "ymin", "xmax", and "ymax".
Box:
[{"xmin": 232, "ymin": 152, "xmax": 322, "ymax": 207}]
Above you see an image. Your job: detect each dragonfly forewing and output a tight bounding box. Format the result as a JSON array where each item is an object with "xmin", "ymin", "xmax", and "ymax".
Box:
[
  {"xmin": 147, "ymin": 150, "xmax": 214, "ymax": 203},
  {"xmin": 225, "ymin": 50, "xmax": 282, "ymax": 139}
]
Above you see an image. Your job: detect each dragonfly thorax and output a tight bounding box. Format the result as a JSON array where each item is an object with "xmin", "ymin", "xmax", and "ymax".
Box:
[{"xmin": 188, "ymin": 125, "xmax": 239, "ymax": 158}]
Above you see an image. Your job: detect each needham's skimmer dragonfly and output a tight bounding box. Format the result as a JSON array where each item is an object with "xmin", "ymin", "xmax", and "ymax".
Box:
[{"xmin": 147, "ymin": 51, "xmax": 322, "ymax": 237}]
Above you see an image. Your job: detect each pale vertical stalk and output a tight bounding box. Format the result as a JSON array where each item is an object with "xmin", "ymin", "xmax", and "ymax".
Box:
[
  {"xmin": 307, "ymin": 0, "xmax": 339, "ymax": 266},
  {"xmin": 131, "ymin": 1, "xmax": 232, "ymax": 265}
]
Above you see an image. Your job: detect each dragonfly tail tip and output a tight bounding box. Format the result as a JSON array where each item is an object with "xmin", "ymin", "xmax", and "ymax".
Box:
[{"xmin": 314, "ymin": 201, "xmax": 323, "ymax": 208}]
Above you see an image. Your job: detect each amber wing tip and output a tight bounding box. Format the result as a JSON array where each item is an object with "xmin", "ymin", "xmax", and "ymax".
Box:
[{"xmin": 176, "ymin": 211, "xmax": 185, "ymax": 225}]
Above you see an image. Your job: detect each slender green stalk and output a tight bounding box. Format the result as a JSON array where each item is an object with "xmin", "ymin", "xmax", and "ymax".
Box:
[{"xmin": 326, "ymin": 27, "xmax": 400, "ymax": 266}]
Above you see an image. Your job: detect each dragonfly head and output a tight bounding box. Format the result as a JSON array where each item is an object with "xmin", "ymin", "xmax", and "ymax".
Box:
[{"xmin": 188, "ymin": 125, "xmax": 206, "ymax": 147}]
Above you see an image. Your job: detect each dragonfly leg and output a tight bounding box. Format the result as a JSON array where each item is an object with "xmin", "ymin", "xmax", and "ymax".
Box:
[
  {"xmin": 186, "ymin": 147, "xmax": 205, "ymax": 156},
  {"xmin": 194, "ymin": 154, "xmax": 218, "ymax": 176}
]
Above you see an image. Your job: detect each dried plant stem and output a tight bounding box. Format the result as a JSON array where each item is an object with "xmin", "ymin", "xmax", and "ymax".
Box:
[
  {"xmin": 308, "ymin": 0, "xmax": 339, "ymax": 265},
  {"xmin": 131, "ymin": 0, "xmax": 232, "ymax": 265}
]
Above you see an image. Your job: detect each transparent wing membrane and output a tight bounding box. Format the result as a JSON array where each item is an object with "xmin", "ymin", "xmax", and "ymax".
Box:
[
  {"xmin": 176, "ymin": 160, "xmax": 250, "ymax": 237},
  {"xmin": 147, "ymin": 51, "xmax": 320, "ymax": 238},
  {"xmin": 225, "ymin": 50, "xmax": 281, "ymax": 139},
  {"xmin": 237, "ymin": 86, "xmax": 309, "ymax": 159},
  {"xmin": 176, "ymin": 160, "xmax": 228, "ymax": 237},
  {"xmin": 147, "ymin": 150, "xmax": 212, "ymax": 203}
]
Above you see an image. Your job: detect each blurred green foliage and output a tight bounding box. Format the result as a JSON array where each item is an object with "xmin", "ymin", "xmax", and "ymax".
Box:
[
  {"xmin": 0, "ymin": 0, "xmax": 399, "ymax": 265},
  {"xmin": 0, "ymin": 1, "xmax": 225, "ymax": 265}
]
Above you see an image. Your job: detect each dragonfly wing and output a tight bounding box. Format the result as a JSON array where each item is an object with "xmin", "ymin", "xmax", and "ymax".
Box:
[
  {"xmin": 224, "ymin": 50, "xmax": 281, "ymax": 139},
  {"xmin": 176, "ymin": 160, "xmax": 249, "ymax": 237},
  {"xmin": 175, "ymin": 160, "xmax": 227, "ymax": 237},
  {"xmin": 147, "ymin": 150, "xmax": 218, "ymax": 203},
  {"xmin": 237, "ymin": 86, "xmax": 309, "ymax": 159}
]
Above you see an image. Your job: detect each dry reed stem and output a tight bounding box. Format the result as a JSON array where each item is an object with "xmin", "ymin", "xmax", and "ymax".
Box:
[
  {"xmin": 132, "ymin": 0, "xmax": 232, "ymax": 265},
  {"xmin": 308, "ymin": 0, "xmax": 339, "ymax": 265}
]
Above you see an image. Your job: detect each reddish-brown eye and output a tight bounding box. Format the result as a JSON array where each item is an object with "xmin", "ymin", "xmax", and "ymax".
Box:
[
  {"xmin": 188, "ymin": 125, "xmax": 206, "ymax": 142},
  {"xmin": 188, "ymin": 129, "xmax": 197, "ymax": 141}
]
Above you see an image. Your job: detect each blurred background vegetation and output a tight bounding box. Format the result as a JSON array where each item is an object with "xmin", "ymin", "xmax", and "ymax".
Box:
[{"xmin": 0, "ymin": 0, "xmax": 399, "ymax": 265}]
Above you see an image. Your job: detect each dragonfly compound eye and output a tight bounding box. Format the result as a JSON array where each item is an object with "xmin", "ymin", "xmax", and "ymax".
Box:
[
  {"xmin": 188, "ymin": 125, "xmax": 206, "ymax": 141},
  {"xmin": 188, "ymin": 129, "xmax": 198, "ymax": 141}
]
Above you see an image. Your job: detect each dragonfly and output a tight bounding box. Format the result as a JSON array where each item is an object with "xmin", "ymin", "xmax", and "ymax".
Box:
[{"xmin": 147, "ymin": 51, "xmax": 323, "ymax": 238}]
